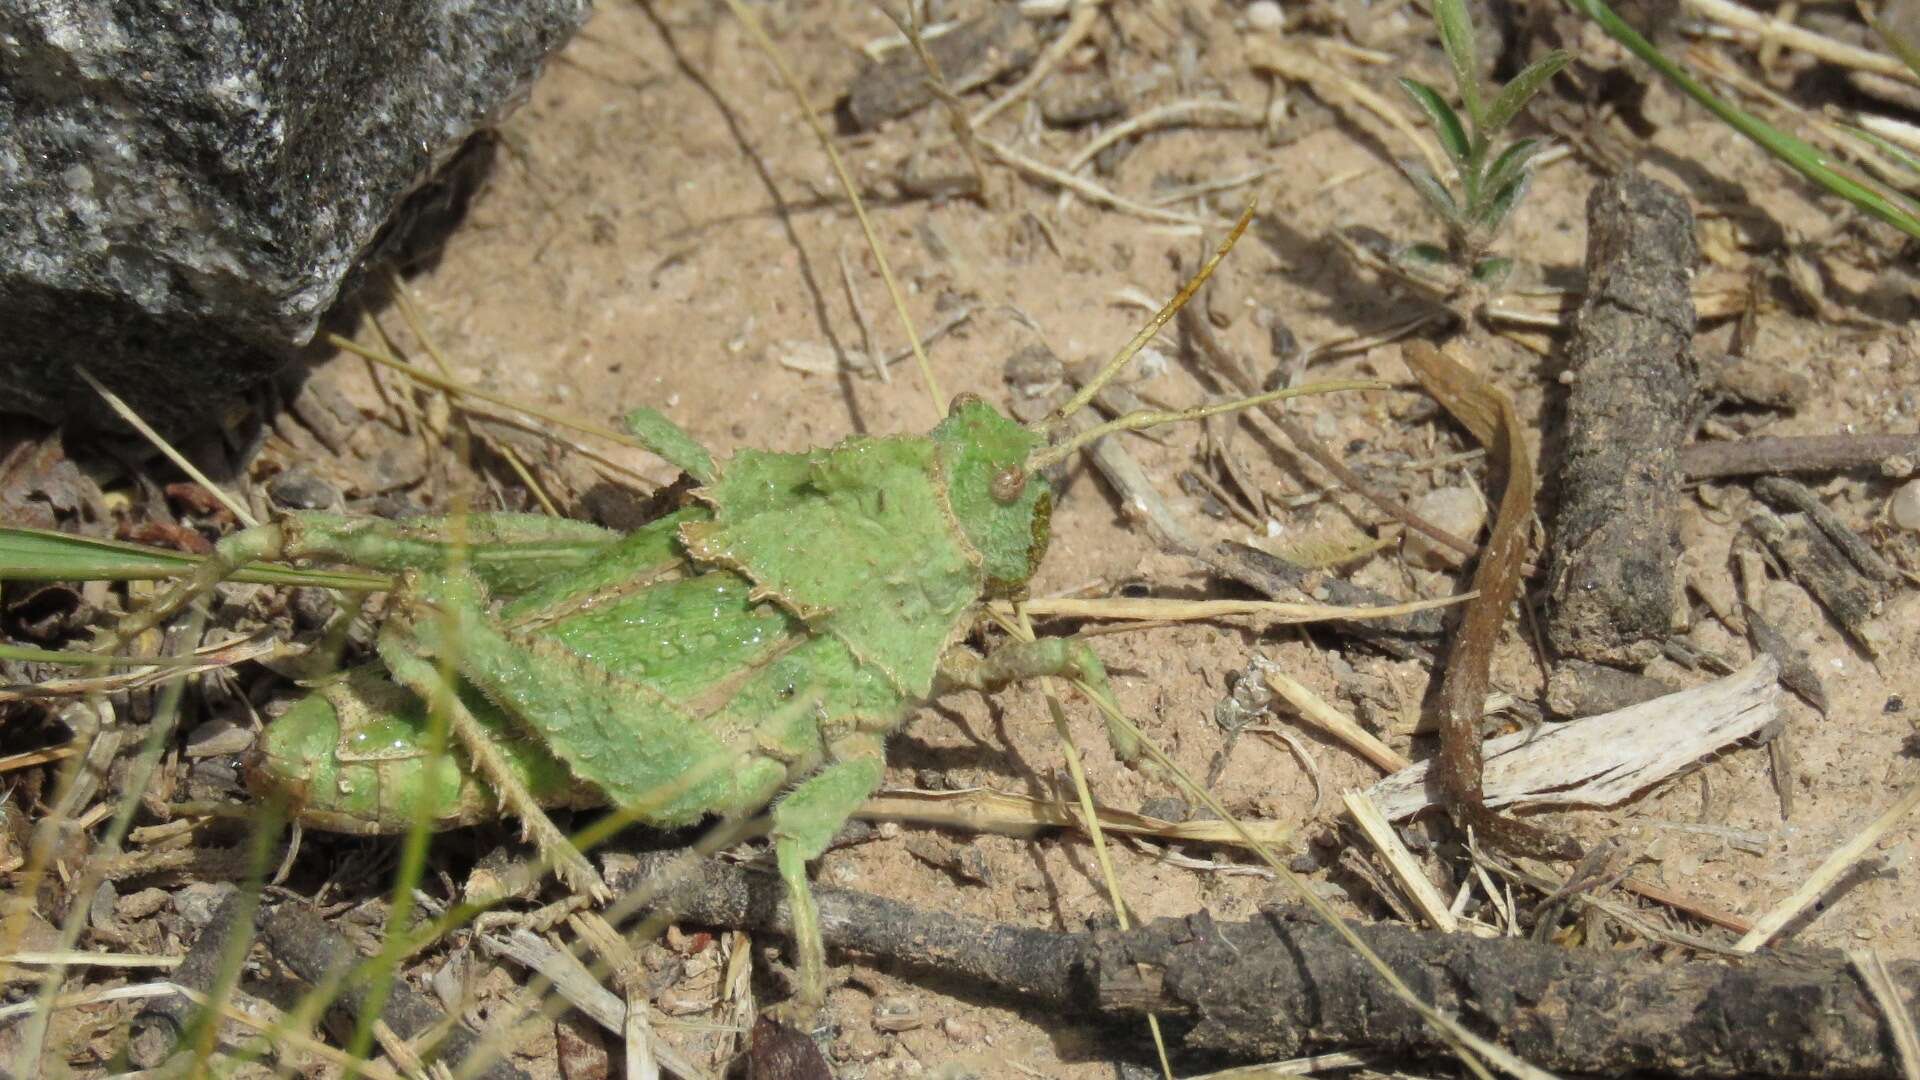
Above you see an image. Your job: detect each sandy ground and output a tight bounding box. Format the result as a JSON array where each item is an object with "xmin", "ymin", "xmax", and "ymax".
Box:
[{"xmin": 8, "ymin": 0, "xmax": 1920, "ymax": 1075}]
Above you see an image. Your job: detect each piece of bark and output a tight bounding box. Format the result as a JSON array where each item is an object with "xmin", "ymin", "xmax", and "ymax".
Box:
[
  {"xmin": 1744, "ymin": 604, "xmax": 1830, "ymax": 716},
  {"xmin": 610, "ymin": 854, "xmax": 1918, "ymax": 1077},
  {"xmin": 1546, "ymin": 170, "xmax": 1699, "ymax": 665},
  {"xmin": 842, "ymin": 7, "xmax": 1028, "ymax": 130},
  {"xmin": 1544, "ymin": 657, "xmax": 1678, "ymax": 718},
  {"xmin": 1747, "ymin": 508, "xmax": 1888, "ymax": 657},
  {"xmin": 129, "ymin": 889, "xmax": 257, "ymax": 1068},
  {"xmin": 1752, "ymin": 477, "xmax": 1901, "ymax": 583}
]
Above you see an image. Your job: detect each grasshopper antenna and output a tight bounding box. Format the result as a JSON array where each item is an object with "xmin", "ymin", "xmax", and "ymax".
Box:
[
  {"xmin": 721, "ymin": 0, "xmax": 947, "ymax": 420},
  {"xmin": 1028, "ymin": 377, "xmax": 1389, "ymax": 471},
  {"xmin": 1042, "ymin": 201, "xmax": 1256, "ymax": 432}
]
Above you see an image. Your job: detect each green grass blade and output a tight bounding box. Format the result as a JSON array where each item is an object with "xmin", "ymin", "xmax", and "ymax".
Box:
[
  {"xmin": 1435, "ymin": 0, "xmax": 1483, "ymax": 127},
  {"xmin": 1484, "ymin": 50, "xmax": 1569, "ymax": 136},
  {"xmin": 1840, "ymin": 123, "xmax": 1920, "ymax": 201},
  {"xmin": 1398, "ymin": 77, "xmax": 1471, "ymax": 168},
  {"xmin": 1569, "ymin": 0, "xmax": 1920, "ymax": 241},
  {"xmin": 0, "ymin": 527, "xmax": 390, "ymax": 590}
]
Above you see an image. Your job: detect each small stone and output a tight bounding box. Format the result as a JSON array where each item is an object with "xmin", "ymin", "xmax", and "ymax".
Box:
[
  {"xmin": 172, "ymin": 882, "xmax": 238, "ymax": 930},
  {"xmin": 185, "ymin": 716, "xmax": 255, "ymax": 758},
  {"xmin": 1401, "ymin": 486, "xmax": 1487, "ymax": 570},
  {"xmin": 872, "ymin": 996, "xmax": 923, "ymax": 1032},
  {"xmin": 1245, "ymin": 0, "xmax": 1285, "ymax": 31},
  {"xmin": 832, "ymin": 1025, "xmax": 888, "ymax": 1063},
  {"xmin": 940, "ymin": 1016, "xmax": 983, "ymax": 1043},
  {"xmin": 1138, "ymin": 796, "xmax": 1188, "ymax": 822},
  {"xmin": 1890, "ymin": 478, "xmax": 1920, "ymax": 530},
  {"xmin": 117, "ymin": 887, "xmax": 172, "ymax": 922},
  {"xmin": 267, "ymin": 470, "xmax": 342, "ymax": 511}
]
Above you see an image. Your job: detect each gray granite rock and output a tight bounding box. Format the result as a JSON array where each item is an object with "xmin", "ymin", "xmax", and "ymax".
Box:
[{"xmin": 0, "ymin": 0, "xmax": 591, "ymax": 434}]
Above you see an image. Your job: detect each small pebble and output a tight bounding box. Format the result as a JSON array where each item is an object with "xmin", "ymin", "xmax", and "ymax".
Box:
[
  {"xmin": 1245, "ymin": 0, "xmax": 1284, "ymax": 31},
  {"xmin": 1401, "ymin": 486, "xmax": 1487, "ymax": 570},
  {"xmin": 172, "ymin": 882, "xmax": 237, "ymax": 930},
  {"xmin": 1890, "ymin": 478, "xmax": 1920, "ymax": 530},
  {"xmin": 872, "ymin": 996, "xmax": 923, "ymax": 1032},
  {"xmin": 940, "ymin": 1016, "xmax": 983, "ymax": 1043}
]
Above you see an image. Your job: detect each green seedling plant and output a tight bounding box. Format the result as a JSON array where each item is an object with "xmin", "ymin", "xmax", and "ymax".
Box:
[{"xmin": 1395, "ymin": 0, "xmax": 1569, "ymax": 289}]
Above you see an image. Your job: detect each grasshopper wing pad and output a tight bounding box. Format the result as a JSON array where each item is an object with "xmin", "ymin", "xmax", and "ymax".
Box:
[
  {"xmin": 415, "ymin": 575, "xmax": 763, "ymax": 825},
  {"xmin": 684, "ymin": 440, "xmax": 982, "ymax": 697}
]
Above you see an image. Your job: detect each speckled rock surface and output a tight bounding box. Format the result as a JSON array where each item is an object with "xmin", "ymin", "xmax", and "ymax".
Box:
[{"xmin": 0, "ymin": 0, "xmax": 591, "ymax": 433}]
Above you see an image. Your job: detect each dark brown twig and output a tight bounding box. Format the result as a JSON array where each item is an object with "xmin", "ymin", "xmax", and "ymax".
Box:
[
  {"xmin": 1680, "ymin": 434, "xmax": 1920, "ymax": 480},
  {"xmin": 613, "ymin": 854, "xmax": 1918, "ymax": 1077}
]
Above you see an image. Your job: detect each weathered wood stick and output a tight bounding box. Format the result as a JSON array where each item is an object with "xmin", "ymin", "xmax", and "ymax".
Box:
[{"xmin": 617, "ymin": 854, "xmax": 1919, "ymax": 1078}]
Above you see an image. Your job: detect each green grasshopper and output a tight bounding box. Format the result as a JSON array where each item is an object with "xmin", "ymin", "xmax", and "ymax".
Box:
[{"xmin": 73, "ymin": 215, "xmax": 1380, "ymax": 1017}]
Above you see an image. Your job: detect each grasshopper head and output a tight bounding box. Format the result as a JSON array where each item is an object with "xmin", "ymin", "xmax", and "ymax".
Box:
[{"xmin": 932, "ymin": 393, "xmax": 1051, "ymax": 597}]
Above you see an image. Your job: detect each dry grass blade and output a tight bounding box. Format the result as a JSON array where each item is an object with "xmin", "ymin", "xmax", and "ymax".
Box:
[
  {"xmin": 857, "ymin": 787, "xmax": 1293, "ymax": 848},
  {"xmin": 73, "ymin": 366, "xmax": 258, "ymax": 529},
  {"xmin": 1683, "ymin": 0, "xmax": 1919, "ymax": 82},
  {"xmin": 969, "ymin": 0, "xmax": 1105, "ymax": 127},
  {"xmin": 1246, "ymin": 39, "xmax": 1449, "ymax": 179},
  {"xmin": 1736, "ymin": 782, "xmax": 1920, "ymax": 952},
  {"xmin": 1265, "ymin": 668, "xmax": 1406, "ymax": 774},
  {"xmin": 1000, "ymin": 592, "xmax": 1470, "ymax": 624},
  {"xmin": 1343, "ymin": 789, "xmax": 1461, "ymax": 933}
]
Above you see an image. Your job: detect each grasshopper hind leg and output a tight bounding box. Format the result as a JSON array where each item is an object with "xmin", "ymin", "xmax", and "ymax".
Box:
[{"xmin": 375, "ymin": 610, "xmax": 611, "ymax": 902}]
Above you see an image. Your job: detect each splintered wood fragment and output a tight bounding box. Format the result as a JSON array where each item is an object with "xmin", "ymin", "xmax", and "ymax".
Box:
[
  {"xmin": 484, "ymin": 929, "xmax": 712, "ymax": 1080},
  {"xmin": 1342, "ymin": 789, "xmax": 1459, "ymax": 933},
  {"xmin": 1365, "ymin": 657, "xmax": 1780, "ymax": 820},
  {"xmin": 1736, "ymin": 783, "xmax": 1920, "ymax": 953},
  {"xmin": 1546, "ymin": 170, "xmax": 1698, "ymax": 665},
  {"xmin": 1747, "ymin": 507, "xmax": 1888, "ymax": 657}
]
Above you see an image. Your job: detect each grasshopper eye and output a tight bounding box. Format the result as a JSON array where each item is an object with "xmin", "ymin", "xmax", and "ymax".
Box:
[
  {"xmin": 989, "ymin": 465, "xmax": 1026, "ymax": 504},
  {"xmin": 947, "ymin": 392, "xmax": 984, "ymax": 416}
]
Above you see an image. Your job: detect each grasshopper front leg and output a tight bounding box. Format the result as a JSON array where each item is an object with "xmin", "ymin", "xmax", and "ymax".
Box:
[{"xmin": 938, "ymin": 637, "xmax": 1138, "ymax": 765}]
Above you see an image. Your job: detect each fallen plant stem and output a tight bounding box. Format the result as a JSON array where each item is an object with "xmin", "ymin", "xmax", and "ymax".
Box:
[
  {"xmin": 1403, "ymin": 341, "xmax": 1577, "ymax": 860},
  {"xmin": 614, "ymin": 853, "xmax": 1917, "ymax": 1076}
]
